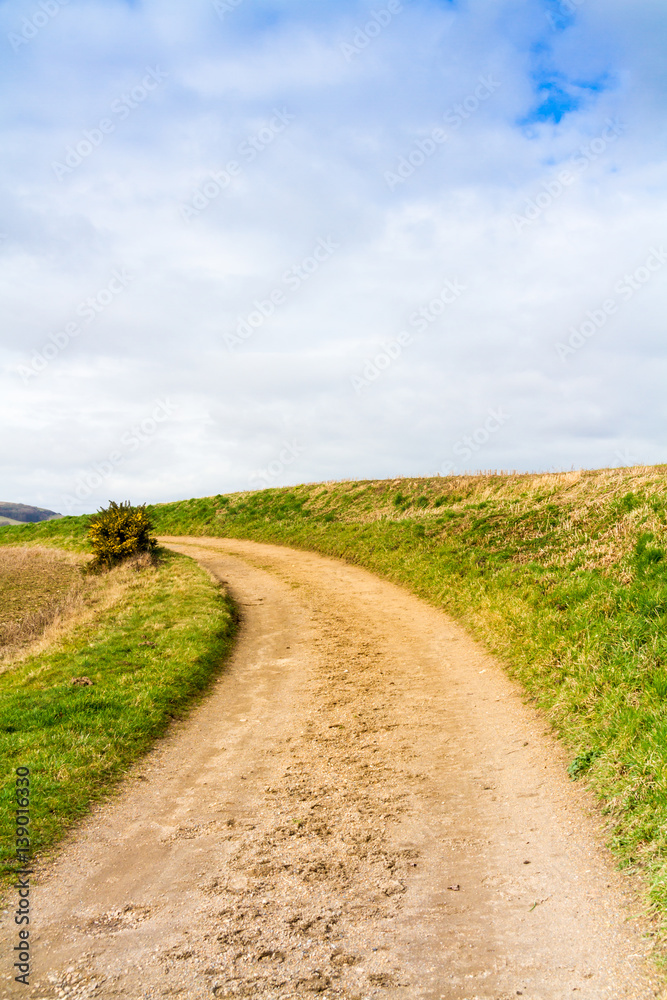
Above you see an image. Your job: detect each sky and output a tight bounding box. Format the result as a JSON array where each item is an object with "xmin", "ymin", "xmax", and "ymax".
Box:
[{"xmin": 1, "ymin": 0, "xmax": 666, "ymax": 514}]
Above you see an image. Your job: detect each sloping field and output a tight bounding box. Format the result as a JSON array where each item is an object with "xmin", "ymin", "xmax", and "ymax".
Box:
[
  {"xmin": 0, "ymin": 546, "xmax": 83, "ymax": 653},
  {"xmin": 147, "ymin": 465, "xmax": 667, "ymax": 924}
]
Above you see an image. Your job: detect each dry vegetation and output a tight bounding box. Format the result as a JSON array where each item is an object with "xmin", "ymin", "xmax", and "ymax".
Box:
[
  {"xmin": 0, "ymin": 546, "xmax": 87, "ymax": 657},
  {"xmin": 149, "ymin": 463, "xmax": 667, "ymax": 572}
]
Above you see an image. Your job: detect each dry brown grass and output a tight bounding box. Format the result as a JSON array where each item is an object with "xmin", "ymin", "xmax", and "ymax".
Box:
[
  {"xmin": 0, "ymin": 546, "xmax": 88, "ymax": 659},
  {"xmin": 0, "ymin": 550, "xmax": 168, "ymax": 672},
  {"xmin": 284, "ymin": 465, "xmax": 667, "ymax": 575}
]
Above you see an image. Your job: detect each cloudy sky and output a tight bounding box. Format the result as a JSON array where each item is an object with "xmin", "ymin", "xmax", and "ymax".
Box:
[{"xmin": 1, "ymin": 0, "xmax": 666, "ymax": 513}]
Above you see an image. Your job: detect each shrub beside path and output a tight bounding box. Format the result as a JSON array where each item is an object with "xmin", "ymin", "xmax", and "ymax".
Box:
[{"xmin": 1, "ymin": 536, "xmax": 662, "ymax": 999}]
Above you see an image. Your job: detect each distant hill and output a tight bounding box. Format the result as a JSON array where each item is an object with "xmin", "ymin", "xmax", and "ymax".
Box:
[{"xmin": 0, "ymin": 502, "xmax": 62, "ymax": 524}]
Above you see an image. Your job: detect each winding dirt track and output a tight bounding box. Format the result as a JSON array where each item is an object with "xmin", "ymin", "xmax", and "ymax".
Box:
[{"xmin": 1, "ymin": 537, "xmax": 663, "ymax": 999}]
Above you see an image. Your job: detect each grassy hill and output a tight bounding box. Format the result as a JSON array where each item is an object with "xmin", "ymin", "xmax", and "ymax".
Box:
[
  {"xmin": 148, "ymin": 465, "xmax": 667, "ymax": 924},
  {"xmin": 0, "ymin": 514, "xmax": 89, "ymax": 549},
  {"xmin": 4, "ymin": 466, "xmax": 667, "ymax": 929},
  {"xmin": 0, "ymin": 502, "xmax": 62, "ymax": 524}
]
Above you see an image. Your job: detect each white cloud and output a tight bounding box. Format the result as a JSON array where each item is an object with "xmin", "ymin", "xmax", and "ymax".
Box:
[{"xmin": 0, "ymin": 0, "xmax": 666, "ymax": 510}]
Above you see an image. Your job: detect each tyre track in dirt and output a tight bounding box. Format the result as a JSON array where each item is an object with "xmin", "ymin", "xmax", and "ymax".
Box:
[{"xmin": 0, "ymin": 536, "xmax": 662, "ymax": 999}]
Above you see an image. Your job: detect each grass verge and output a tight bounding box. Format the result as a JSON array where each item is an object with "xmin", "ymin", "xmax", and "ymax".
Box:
[
  {"xmin": 0, "ymin": 547, "xmax": 237, "ymax": 889},
  {"xmin": 148, "ymin": 467, "xmax": 667, "ymax": 928}
]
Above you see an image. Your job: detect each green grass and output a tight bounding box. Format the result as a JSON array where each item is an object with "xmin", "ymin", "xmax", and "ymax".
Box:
[
  {"xmin": 6, "ymin": 468, "xmax": 667, "ymax": 933},
  {"xmin": 0, "ymin": 514, "xmax": 90, "ymax": 552},
  {"xmin": 146, "ymin": 467, "xmax": 667, "ymax": 924},
  {"xmin": 0, "ymin": 548, "xmax": 237, "ymax": 887}
]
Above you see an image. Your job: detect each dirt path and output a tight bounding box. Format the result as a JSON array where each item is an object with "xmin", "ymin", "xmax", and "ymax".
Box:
[{"xmin": 1, "ymin": 536, "xmax": 663, "ymax": 999}]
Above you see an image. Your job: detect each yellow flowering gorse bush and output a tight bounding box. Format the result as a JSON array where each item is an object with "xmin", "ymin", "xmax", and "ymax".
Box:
[{"xmin": 88, "ymin": 501, "xmax": 157, "ymax": 570}]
